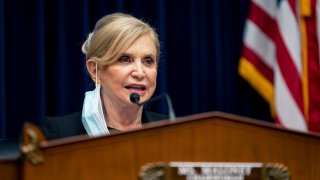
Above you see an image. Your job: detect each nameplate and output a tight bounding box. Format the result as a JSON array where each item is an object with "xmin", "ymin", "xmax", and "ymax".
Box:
[{"xmin": 139, "ymin": 162, "xmax": 290, "ymax": 180}]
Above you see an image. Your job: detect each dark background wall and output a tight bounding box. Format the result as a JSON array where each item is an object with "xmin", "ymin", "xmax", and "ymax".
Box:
[{"xmin": 0, "ymin": 0, "xmax": 272, "ymax": 140}]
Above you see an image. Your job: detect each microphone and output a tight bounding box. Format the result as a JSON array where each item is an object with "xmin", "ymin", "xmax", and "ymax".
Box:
[
  {"xmin": 130, "ymin": 93, "xmax": 176, "ymax": 121},
  {"xmin": 130, "ymin": 93, "xmax": 140, "ymax": 105}
]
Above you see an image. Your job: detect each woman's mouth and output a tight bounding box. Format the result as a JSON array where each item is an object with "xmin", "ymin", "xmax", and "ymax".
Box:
[{"xmin": 125, "ymin": 84, "xmax": 146, "ymax": 95}]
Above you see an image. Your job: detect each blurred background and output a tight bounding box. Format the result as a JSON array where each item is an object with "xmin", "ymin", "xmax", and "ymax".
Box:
[{"xmin": 0, "ymin": 0, "xmax": 273, "ymax": 140}]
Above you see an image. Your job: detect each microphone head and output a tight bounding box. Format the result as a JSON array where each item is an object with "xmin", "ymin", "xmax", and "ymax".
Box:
[{"xmin": 130, "ymin": 93, "xmax": 140, "ymax": 105}]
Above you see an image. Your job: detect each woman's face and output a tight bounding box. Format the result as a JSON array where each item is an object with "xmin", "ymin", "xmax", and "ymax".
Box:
[{"xmin": 99, "ymin": 33, "xmax": 158, "ymax": 107}]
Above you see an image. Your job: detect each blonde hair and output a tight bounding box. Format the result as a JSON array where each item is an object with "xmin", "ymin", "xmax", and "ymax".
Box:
[{"xmin": 82, "ymin": 13, "xmax": 160, "ymax": 66}]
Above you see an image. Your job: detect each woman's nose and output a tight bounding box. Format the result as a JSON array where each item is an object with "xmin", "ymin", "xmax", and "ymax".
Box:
[{"xmin": 131, "ymin": 61, "xmax": 145, "ymax": 80}]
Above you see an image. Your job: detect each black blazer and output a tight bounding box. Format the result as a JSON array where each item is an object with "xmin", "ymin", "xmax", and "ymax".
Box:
[{"xmin": 40, "ymin": 110, "xmax": 168, "ymax": 140}]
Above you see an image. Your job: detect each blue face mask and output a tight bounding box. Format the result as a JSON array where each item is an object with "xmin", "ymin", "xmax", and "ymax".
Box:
[{"xmin": 81, "ymin": 63, "xmax": 110, "ymax": 137}]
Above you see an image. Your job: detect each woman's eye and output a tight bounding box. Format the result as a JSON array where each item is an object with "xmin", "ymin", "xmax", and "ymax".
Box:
[
  {"xmin": 118, "ymin": 55, "xmax": 131, "ymax": 63},
  {"xmin": 143, "ymin": 57, "xmax": 155, "ymax": 66}
]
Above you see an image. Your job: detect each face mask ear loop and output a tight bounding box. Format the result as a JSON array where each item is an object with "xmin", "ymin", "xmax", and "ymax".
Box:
[{"xmin": 95, "ymin": 62, "xmax": 98, "ymax": 87}]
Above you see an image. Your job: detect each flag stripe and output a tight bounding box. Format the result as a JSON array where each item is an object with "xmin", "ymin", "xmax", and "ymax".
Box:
[
  {"xmin": 252, "ymin": 0, "xmax": 276, "ymax": 18},
  {"xmin": 249, "ymin": 2, "xmax": 276, "ymax": 40},
  {"xmin": 242, "ymin": 46, "xmax": 273, "ymax": 82},
  {"xmin": 277, "ymin": 0, "xmax": 303, "ymax": 75},
  {"xmin": 288, "ymin": 0, "xmax": 298, "ymax": 17},
  {"xmin": 244, "ymin": 20, "xmax": 275, "ymax": 69},
  {"xmin": 275, "ymin": 62, "xmax": 307, "ymax": 131},
  {"xmin": 307, "ymin": 0, "xmax": 320, "ymax": 131},
  {"xmin": 275, "ymin": 27, "xmax": 305, "ymax": 114}
]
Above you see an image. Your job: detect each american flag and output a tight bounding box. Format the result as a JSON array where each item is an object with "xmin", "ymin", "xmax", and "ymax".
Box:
[{"xmin": 239, "ymin": 0, "xmax": 320, "ymax": 133}]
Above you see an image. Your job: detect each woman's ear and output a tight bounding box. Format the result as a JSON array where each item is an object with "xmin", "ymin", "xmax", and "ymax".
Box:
[{"xmin": 86, "ymin": 59, "xmax": 98, "ymax": 83}]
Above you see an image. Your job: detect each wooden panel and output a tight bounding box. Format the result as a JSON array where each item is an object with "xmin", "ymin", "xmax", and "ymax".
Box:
[
  {"xmin": 19, "ymin": 112, "xmax": 320, "ymax": 180},
  {"xmin": 0, "ymin": 159, "xmax": 20, "ymax": 180}
]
